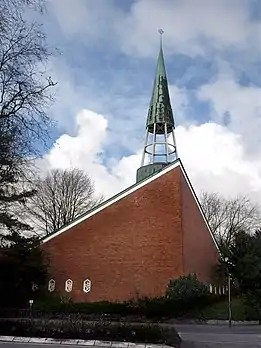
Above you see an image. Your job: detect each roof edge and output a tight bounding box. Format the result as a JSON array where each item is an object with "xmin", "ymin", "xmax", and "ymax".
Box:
[
  {"xmin": 178, "ymin": 160, "xmax": 221, "ymax": 253},
  {"xmin": 41, "ymin": 159, "xmax": 181, "ymax": 244}
]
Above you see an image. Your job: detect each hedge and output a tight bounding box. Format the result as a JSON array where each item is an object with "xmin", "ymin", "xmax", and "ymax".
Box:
[{"xmin": 0, "ymin": 319, "xmax": 181, "ymax": 347}]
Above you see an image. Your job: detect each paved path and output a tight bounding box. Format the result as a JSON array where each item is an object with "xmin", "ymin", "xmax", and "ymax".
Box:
[
  {"xmin": 177, "ymin": 324, "xmax": 261, "ymax": 347},
  {"xmin": 0, "ymin": 345, "xmax": 60, "ymax": 348}
]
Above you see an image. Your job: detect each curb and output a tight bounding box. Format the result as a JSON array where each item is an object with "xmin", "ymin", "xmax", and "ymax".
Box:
[
  {"xmin": 170, "ymin": 320, "xmax": 260, "ymax": 326},
  {"xmin": 0, "ymin": 336, "xmax": 172, "ymax": 348},
  {"xmin": 205, "ymin": 320, "xmax": 260, "ymax": 326}
]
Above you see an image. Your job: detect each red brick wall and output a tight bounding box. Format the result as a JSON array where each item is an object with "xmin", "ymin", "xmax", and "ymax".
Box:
[
  {"xmin": 42, "ymin": 167, "xmax": 183, "ymax": 302},
  {"xmin": 180, "ymin": 170, "xmax": 219, "ymax": 282}
]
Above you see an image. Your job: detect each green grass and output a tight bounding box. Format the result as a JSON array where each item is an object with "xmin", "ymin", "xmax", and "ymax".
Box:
[{"xmin": 198, "ymin": 296, "xmax": 259, "ymax": 321}]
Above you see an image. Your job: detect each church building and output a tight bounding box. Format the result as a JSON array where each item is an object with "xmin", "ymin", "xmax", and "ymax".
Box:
[{"xmin": 42, "ymin": 34, "xmax": 219, "ymax": 302}]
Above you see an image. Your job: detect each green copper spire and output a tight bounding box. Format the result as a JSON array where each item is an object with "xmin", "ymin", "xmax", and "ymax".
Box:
[
  {"xmin": 137, "ymin": 30, "xmax": 178, "ymax": 183},
  {"xmin": 146, "ymin": 31, "xmax": 175, "ymax": 134}
]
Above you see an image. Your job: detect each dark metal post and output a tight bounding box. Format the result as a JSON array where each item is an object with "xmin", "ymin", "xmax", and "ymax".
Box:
[
  {"xmin": 228, "ymin": 274, "xmax": 232, "ymax": 328},
  {"xmin": 29, "ymin": 299, "xmax": 33, "ymax": 319}
]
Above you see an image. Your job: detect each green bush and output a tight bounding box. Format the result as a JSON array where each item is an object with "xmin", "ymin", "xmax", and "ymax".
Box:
[
  {"xmin": 166, "ymin": 274, "xmax": 209, "ymax": 301},
  {"xmin": 35, "ymin": 293, "xmax": 170, "ymax": 319},
  {"xmin": 35, "ymin": 297, "xmax": 141, "ymax": 318},
  {"xmin": 166, "ymin": 274, "xmax": 210, "ymax": 315},
  {"xmin": 135, "ymin": 296, "xmax": 170, "ymax": 318},
  {"xmin": 242, "ymin": 294, "xmax": 261, "ymax": 320}
]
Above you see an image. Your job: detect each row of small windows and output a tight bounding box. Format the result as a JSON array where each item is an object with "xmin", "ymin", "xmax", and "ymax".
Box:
[
  {"xmin": 209, "ymin": 284, "xmax": 228, "ymax": 295},
  {"xmin": 48, "ymin": 279, "xmax": 91, "ymax": 293},
  {"xmin": 47, "ymin": 280, "xmax": 224, "ymax": 295}
]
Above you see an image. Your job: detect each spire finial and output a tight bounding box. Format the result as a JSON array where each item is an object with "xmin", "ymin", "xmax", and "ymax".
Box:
[{"xmin": 158, "ymin": 28, "xmax": 164, "ymax": 48}]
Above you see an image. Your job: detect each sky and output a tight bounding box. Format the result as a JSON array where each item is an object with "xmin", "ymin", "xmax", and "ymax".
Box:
[{"xmin": 34, "ymin": 0, "xmax": 261, "ymax": 204}]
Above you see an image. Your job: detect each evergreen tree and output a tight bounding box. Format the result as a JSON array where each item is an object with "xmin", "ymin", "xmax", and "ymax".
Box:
[
  {"xmin": 0, "ymin": 233, "xmax": 48, "ymax": 307},
  {"xmin": 217, "ymin": 229, "xmax": 261, "ymax": 316}
]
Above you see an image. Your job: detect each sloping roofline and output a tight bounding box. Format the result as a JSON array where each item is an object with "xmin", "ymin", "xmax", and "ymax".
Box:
[{"xmin": 42, "ymin": 159, "xmax": 219, "ymax": 252}]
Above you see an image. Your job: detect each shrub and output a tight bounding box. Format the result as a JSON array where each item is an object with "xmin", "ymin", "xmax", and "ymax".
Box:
[
  {"xmin": 242, "ymin": 293, "xmax": 261, "ymax": 321},
  {"xmin": 166, "ymin": 274, "xmax": 209, "ymax": 301},
  {"xmin": 34, "ymin": 299, "xmax": 142, "ymax": 319},
  {"xmin": 135, "ymin": 296, "xmax": 169, "ymax": 318},
  {"xmin": 166, "ymin": 274, "xmax": 210, "ymax": 315},
  {"xmin": 0, "ymin": 319, "xmax": 181, "ymax": 347}
]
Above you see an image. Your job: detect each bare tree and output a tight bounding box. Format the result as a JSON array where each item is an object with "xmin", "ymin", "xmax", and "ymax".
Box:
[
  {"xmin": 200, "ymin": 191, "xmax": 261, "ymax": 247},
  {"xmin": 0, "ymin": 0, "xmax": 56, "ymax": 154},
  {"xmin": 0, "ymin": 0, "xmax": 56, "ymax": 236},
  {"xmin": 26, "ymin": 168, "xmax": 103, "ymax": 235}
]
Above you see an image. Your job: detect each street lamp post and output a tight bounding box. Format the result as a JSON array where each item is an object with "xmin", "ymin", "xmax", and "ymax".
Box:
[
  {"xmin": 29, "ymin": 299, "xmax": 34, "ymax": 319},
  {"xmin": 224, "ymin": 257, "xmax": 232, "ymax": 328},
  {"xmin": 228, "ymin": 273, "xmax": 232, "ymax": 328}
]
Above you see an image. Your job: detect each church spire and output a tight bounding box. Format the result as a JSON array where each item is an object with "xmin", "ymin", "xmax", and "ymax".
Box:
[{"xmin": 137, "ymin": 30, "xmax": 178, "ymax": 183}]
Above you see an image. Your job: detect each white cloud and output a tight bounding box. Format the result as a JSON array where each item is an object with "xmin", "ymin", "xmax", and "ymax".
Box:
[
  {"xmin": 176, "ymin": 123, "xmax": 261, "ymax": 204},
  {"xmin": 48, "ymin": 0, "xmax": 259, "ymax": 58},
  {"xmin": 116, "ymin": 0, "xmax": 255, "ymax": 57},
  {"xmin": 41, "ymin": 108, "xmax": 261, "ymax": 207},
  {"xmin": 44, "ymin": 109, "xmax": 140, "ymax": 198},
  {"xmin": 197, "ymin": 71, "xmax": 261, "ymax": 154},
  {"xmin": 169, "ymin": 85, "xmax": 192, "ymax": 126},
  {"xmin": 46, "ymin": 58, "xmax": 100, "ymax": 132},
  {"xmin": 47, "ymin": 0, "xmax": 123, "ymax": 45}
]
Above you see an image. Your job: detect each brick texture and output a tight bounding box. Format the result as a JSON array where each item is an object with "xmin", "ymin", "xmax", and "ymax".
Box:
[
  {"xmin": 181, "ymin": 172, "xmax": 219, "ymax": 281},
  {"xmin": 42, "ymin": 165, "xmax": 218, "ymax": 302}
]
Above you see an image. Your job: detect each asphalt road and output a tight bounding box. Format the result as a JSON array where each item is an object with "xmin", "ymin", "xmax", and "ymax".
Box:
[
  {"xmin": 1, "ymin": 325, "xmax": 261, "ymax": 348},
  {"xmin": 177, "ymin": 324, "xmax": 261, "ymax": 347}
]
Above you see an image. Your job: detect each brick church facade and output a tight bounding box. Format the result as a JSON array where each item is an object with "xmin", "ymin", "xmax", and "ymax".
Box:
[
  {"xmin": 42, "ymin": 161, "xmax": 219, "ymax": 302},
  {"xmin": 41, "ymin": 35, "xmax": 219, "ymax": 302}
]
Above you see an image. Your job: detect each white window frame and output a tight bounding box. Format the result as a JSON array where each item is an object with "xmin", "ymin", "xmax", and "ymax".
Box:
[
  {"xmin": 83, "ymin": 279, "xmax": 91, "ymax": 293},
  {"xmin": 48, "ymin": 279, "xmax": 55, "ymax": 292},
  {"xmin": 65, "ymin": 279, "xmax": 73, "ymax": 292}
]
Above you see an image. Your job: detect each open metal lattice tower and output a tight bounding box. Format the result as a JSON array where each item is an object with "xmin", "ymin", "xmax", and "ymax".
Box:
[{"xmin": 137, "ymin": 30, "xmax": 178, "ymax": 183}]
